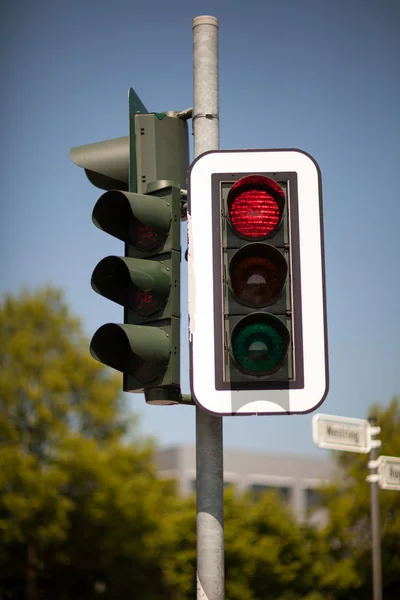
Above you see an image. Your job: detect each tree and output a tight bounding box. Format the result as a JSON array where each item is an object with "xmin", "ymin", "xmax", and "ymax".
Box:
[
  {"xmin": 223, "ymin": 488, "xmax": 332, "ymax": 600},
  {"xmin": 42, "ymin": 435, "xmax": 178, "ymax": 600},
  {"xmin": 319, "ymin": 397, "xmax": 400, "ymax": 599},
  {"xmin": 0, "ymin": 286, "xmax": 125, "ymax": 453},
  {"xmin": 0, "ymin": 287, "xmax": 169, "ymax": 599},
  {"xmin": 159, "ymin": 485, "xmax": 333, "ymax": 600}
]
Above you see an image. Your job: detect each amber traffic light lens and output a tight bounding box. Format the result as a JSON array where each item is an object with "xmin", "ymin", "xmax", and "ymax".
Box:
[{"xmin": 229, "ymin": 244, "xmax": 287, "ymax": 307}]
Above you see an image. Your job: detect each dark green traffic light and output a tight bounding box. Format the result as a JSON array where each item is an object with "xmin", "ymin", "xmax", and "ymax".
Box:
[
  {"xmin": 88, "ymin": 184, "xmax": 181, "ymax": 394},
  {"xmin": 92, "ymin": 190, "xmax": 173, "ymax": 250},
  {"xmin": 91, "ymin": 253, "xmax": 179, "ymax": 321},
  {"xmin": 70, "ymin": 91, "xmax": 188, "ymax": 404},
  {"xmin": 90, "ymin": 322, "xmax": 177, "ymax": 387}
]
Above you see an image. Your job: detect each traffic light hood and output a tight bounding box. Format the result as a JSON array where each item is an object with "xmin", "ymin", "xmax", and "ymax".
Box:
[{"xmin": 70, "ymin": 137, "xmax": 129, "ymax": 191}]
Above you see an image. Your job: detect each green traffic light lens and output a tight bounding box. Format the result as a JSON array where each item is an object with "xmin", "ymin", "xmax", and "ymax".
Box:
[{"xmin": 232, "ymin": 314, "xmax": 289, "ymax": 376}]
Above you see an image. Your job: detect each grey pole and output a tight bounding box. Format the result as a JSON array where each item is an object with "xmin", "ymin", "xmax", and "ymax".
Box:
[
  {"xmin": 192, "ymin": 15, "xmax": 224, "ymax": 600},
  {"xmin": 368, "ymin": 417, "xmax": 382, "ymax": 600}
]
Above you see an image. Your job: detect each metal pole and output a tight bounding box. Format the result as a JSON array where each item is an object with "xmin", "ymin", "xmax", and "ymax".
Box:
[
  {"xmin": 368, "ymin": 417, "xmax": 382, "ymax": 600},
  {"xmin": 192, "ymin": 15, "xmax": 224, "ymax": 600}
]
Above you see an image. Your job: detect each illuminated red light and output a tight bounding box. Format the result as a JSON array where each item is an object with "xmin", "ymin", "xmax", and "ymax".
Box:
[
  {"xmin": 131, "ymin": 288, "xmax": 160, "ymax": 317},
  {"xmin": 136, "ymin": 223, "xmax": 159, "ymax": 249},
  {"xmin": 228, "ymin": 175, "xmax": 284, "ymax": 239},
  {"xmin": 131, "ymin": 221, "xmax": 163, "ymax": 252}
]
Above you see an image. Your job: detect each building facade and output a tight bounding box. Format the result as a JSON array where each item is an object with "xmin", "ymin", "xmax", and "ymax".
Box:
[{"xmin": 156, "ymin": 445, "xmax": 335, "ymax": 522}]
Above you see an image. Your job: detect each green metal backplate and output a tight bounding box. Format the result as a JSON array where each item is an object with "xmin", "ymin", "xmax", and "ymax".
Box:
[
  {"xmin": 129, "ymin": 87, "xmax": 149, "ymax": 193},
  {"xmin": 135, "ymin": 113, "xmax": 189, "ymax": 194},
  {"xmin": 125, "ymin": 92, "xmax": 182, "ymax": 398}
]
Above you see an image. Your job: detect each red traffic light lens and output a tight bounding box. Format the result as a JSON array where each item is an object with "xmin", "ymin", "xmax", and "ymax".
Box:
[
  {"xmin": 229, "ymin": 244, "xmax": 287, "ymax": 307},
  {"xmin": 130, "ymin": 221, "xmax": 166, "ymax": 252},
  {"xmin": 228, "ymin": 175, "xmax": 284, "ymax": 239},
  {"xmin": 130, "ymin": 286, "xmax": 162, "ymax": 317}
]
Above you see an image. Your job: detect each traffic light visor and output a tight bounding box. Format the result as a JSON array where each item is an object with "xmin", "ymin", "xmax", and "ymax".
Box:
[
  {"xmin": 92, "ymin": 191, "xmax": 171, "ymax": 248},
  {"xmin": 90, "ymin": 323, "xmax": 170, "ymax": 384}
]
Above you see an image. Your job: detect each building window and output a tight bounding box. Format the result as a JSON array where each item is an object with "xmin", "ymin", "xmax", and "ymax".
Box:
[
  {"xmin": 224, "ymin": 481, "xmax": 234, "ymax": 489},
  {"xmin": 305, "ymin": 488, "xmax": 321, "ymax": 511},
  {"xmin": 189, "ymin": 479, "xmax": 234, "ymax": 492},
  {"xmin": 249, "ymin": 484, "xmax": 291, "ymax": 502}
]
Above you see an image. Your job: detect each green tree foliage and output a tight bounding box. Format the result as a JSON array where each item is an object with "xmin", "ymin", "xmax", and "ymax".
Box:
[
  {"xmin": 0, "ymin": 287, "xmax": 176, "ymax": 599},
  {"xmin": 1, "ymin": 287, "xmax": 399, "ymax": 600},
  {"xmin": 42, "ymin": 436, "xmax": 177, "ymax": 600},
  {"xmin": 159, "ymin": 486, "xmax": 333, "ymax": 600},
  {"xmin": 319, "ymin": 397, "xmax": 400, "ymax": 599},
  {"xmin": 0, "ymin": 288, "xmax": 121, "ymax": 555},
  {"xmin": 0, "ymin": 286, "xmax": 125, "ymax": 449},
  {"xmin": 223, "ymin": 488, "xmax": 331, "ymax": 600}
]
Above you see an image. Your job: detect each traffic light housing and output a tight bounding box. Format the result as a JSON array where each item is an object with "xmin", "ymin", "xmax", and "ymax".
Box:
[
  {"xmin": 90, "ymin": 183, "xmax": 181, "ymax": 401},
  {"xmin": 70, "ymin": 88, "xmax": 189, "ymax": 404},
  {"xmin": 214, "ymin": 172, "xmax": 303, "ymax": 389},
  {"xmin": 188, "ymin": 149, "xmax": 328, "ymax": 415}
]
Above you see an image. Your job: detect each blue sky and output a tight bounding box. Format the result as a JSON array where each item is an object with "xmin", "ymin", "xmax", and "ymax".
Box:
[{"xmin": 1, "ymin": 0, "xmax": 399, "ymax": 456}]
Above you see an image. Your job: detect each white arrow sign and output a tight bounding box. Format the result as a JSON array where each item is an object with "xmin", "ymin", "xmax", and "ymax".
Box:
[
  {"xmin": 312, "ymin": 414, "xmax": 373, "ymax": 453},
  {"xmin": 377, "ymin": 456, "xmax": 400, "ymax": 490}
]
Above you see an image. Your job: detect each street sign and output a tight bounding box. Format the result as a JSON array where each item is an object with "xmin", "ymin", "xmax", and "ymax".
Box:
[
  {"xmin": 188, "ymin": 149, "xmax": 328, "ymax": 416},
  {"xmin": 377, "ymin": 455, "xmax": 400, "ymax": 490},
  {"xmin": 312, "ymin": 413, "xmax": 373, "ymax": 453}
]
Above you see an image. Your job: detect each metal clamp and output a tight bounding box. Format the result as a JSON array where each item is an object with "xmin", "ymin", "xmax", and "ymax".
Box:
[
  {"xmin": 370, "ymin": 426, "xmax": 381, "ymax": 435},
  {"xmin": 366, "ymin": 474, "xmax": 380, "ymax": 483},
  {"xmin": 192, "ymin": 112, "xmax": 219, "ymax": 121},
  {"xmin": 370, "ymin": 440, "xmax": 382, "ymax": 448}
]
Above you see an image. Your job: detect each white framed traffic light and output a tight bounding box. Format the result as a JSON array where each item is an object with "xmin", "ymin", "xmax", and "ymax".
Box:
[{"xmin": 188, "ymin": 149, "xmax": 328, "ymax": 416}]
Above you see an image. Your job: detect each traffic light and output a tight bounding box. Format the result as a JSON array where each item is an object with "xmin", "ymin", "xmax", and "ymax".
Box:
[
  {"xmin": 70, "ymin": 88, "xmax": 189, "ymax": 404},
  {"xmin": 219, "ymin": 173, "xmax": 300, "ymax": 388},
  {"xmin": 188, "ymin": 149, "xmax": 328, "ymax": 415},
  {"xmin": 89, "ymin": 183, "xmax": 181, "ymax": 403}
]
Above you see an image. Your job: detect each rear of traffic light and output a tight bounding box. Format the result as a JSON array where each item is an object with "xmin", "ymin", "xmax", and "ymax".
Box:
[{"xmin": 213, "ymin": 172, "xmax": 303, "ymax": 390}]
